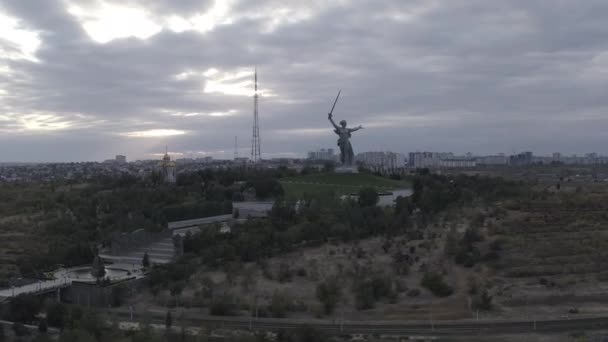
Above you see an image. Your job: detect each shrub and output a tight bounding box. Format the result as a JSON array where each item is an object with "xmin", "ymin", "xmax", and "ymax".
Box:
[
  {"xmin": 269, "ymin": 291, "xmax": 291, "ymax": 318},
  {"xmin": 421, "ymin": 273, "xmax": 453, "ymax": 297},
  {"xmin": 316, "ymin": 278, "xmax": 342, "ymax": 315},
  {"xmin": 296, "ymin": 267, "xmax": 307, "ymax": 277},
  {"xmin": 6, "ymin": 294, "xmax": 42, "ymax": 324},
  {"xmin": 473, "ymin": 289, "xmax": 493, "ymax": 311},
  {"xmin": 209, "ymin": 294, "xmax": 237, "ymax": 316},
  {"xmin": 277, "ymin": 263, "xmax": 292, "ymax": 283},
  {"xmin": 353, "ymin": 281, "xmax": 376, "ymax": 310},
  {"xmin": 352, "ymin": 275, "xmax": 396, "ymax": 310},
  {"xmin": 12, "ymin": 322, "xmax": 29, "ymax": 337},
  {"xmin": 407, "ymin": 289, "xmax": 421, "ymax": 297},
  {"xmin": 38, "ymin": 318, "xmax": 48, "ymax": 333},
  {"xmin": 358, "ymin": 187, "xmax": 379, "ymax": 207}
]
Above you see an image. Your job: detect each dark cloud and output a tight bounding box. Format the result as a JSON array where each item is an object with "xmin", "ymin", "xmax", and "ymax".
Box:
[{"xmin": 1, "ymin": 0, "xmax": 608, "ymax": 162}]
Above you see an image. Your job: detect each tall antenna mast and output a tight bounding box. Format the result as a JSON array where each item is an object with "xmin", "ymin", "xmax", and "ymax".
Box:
[
  {"xmin": 234, "ymin": 136, "xmax": 238, "ymax": 160},
  {"xmin": 251, "ymin": 68, "xmax": 261, "ymax": 163}
]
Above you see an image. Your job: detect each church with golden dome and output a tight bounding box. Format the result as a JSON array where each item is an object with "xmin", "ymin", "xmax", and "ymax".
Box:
[{"xmin": 159, "ymin": 148, "xmax": 176, "ymax": 183}]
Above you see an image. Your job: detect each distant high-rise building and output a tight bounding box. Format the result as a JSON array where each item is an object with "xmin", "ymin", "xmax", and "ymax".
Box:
[
  {"xmin": 552, "ymin": 152, "xmax": 561, "ymax": 162},
  {"xmin": 509, "ymin": 152, "xmax": 533, "ymax": 166},
  {"xmin": 307, "ymin": 148, "xmax": 336, "ymax": 161},
  {"xmin": 409, "ymin": 152, "xmax": 438, "ymax": 168},
  {"xmin": 115, "ymin": 155, "xmax": 126, "ymax": 163}
]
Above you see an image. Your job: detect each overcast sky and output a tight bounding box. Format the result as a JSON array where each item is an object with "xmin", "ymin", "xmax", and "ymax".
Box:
[{"xmin": 1, "ymin": 0, "xmax": 607, "ymax": 162}]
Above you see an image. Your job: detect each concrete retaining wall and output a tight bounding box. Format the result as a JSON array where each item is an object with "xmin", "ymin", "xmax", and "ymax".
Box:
[{"xmin": 109, "ymin": 229, "xmax": 171, "ymax": 255}]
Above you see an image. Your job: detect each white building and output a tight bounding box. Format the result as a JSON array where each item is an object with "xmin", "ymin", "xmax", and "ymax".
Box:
[
  {"xmin": 357, "ymin": 151, "xmax": 405, "ymax": 169},
  {"xmin": 439, "ymin": 159, "xmax": 477, "ymax": 168},
  {"xmin": 476, "ymin": 155, "xmax": 508, "ymax": 165},
  {"xmin": 409, "ymin": 152, "xmax": 476, "ymax": 169},
  {"xmin": 307, "ymin": 148, "xmax": 336, "ymax": 161},
  {"xmin": 409, "ymin": 152, "xmax": 439, "ymax": 168}
]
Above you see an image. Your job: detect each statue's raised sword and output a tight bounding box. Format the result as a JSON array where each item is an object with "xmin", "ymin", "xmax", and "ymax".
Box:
[{"xmin": 328, "ymin": 90, "xmax": 341, "ymax": 117}]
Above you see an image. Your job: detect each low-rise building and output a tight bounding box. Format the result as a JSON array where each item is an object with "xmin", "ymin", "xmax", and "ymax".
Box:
[
  {"xmin": 357, "ymin": 151, "xmax": 405, "ymax": 170},
  {"xmin": 307, "ymin": 148, "xmax": 336, "ymax": 161},
  {"xmin": 115, "ymin": 155, "xmax": 127, "ymax": 163},
  {"xmin": 476, "ymin": 155, "xmax": 508, "ymax": 165}
]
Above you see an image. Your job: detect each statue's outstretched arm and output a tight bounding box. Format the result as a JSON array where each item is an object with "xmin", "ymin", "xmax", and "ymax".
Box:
[{"xmin": 349, "ymin": 125, "xmax": 364, "ymax": 132}]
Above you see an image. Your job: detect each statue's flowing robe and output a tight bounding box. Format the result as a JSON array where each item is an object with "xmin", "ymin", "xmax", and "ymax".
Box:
[{"xmin": 335, "ymin": 128, "xmax": 354, "ymax": 165}]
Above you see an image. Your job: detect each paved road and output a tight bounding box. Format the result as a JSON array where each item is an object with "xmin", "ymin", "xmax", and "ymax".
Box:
[
  {"xmin": 0, "ymin": 263, "xmax": 144, "ymax": 299},
  {"xmin": 0, "ymin": 277, "xmax": 70, "ymax": 299},
  {"xmin": 106, "ymin": 309, "xmax": 608, "ymax": 336}
]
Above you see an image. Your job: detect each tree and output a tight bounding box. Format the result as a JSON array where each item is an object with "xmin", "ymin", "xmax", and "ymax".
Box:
[
  {"xmin": 12, "ymin": 322, "xmax": 28, "ymax": 337},
  {"xmin": 315, "ymin": 278, "xmax": 342, "ymax": 315},
  {"xmin": 91, "ymin": 255, "xmax": 105, "ymax": 280},
  {"xmin": 357, "ymin": 187, "xmax": 379, "ymax": 207},
  {"xmin": 353, "ymin": 280, "xmax": 376, "ymax": 310},
  {"xmin": 169, "ymin": 282, "xmax": 183, "ymax": 306},
  {"xmin": 46, "ymin": 302, "xmax": 66, "ymax": 329},
  {"xmin": 38, "ymin": 318, "xmax": 48, "ymax": 333},
  {"xmin": 78, "ymin": 311, "xmax": 105, "ymax": 340},
  {"xmin": 283, "ymin": 326, "xmax": 328, "ymax": 342},
  {"xmin": 248, "ymin": 178, "xmax": 284, "ymax": 199},
  {"xmin": 7, "ymin": 293, "xmax": 42, "ymax": 323},
  {"xmin": 323, "ymin": 161, "xmax": 335, "ymax": 173},
  {"xmin": 142, "ymin": 252, "xmax": 150, "ymax": 269},
  {"xmin": 209, "ymin": 294, "xmax": 237, "ymax": 316},
  {"xmin": 269, "ymin": 291, "xmax": 290, "ymax": 318},
  {"xmin": 58, "ymin": 329, "xmax": 96, "ymax": 342},
  {"xmin": 474, "ymin": 289, "xmax": 493, "ymax": 311},
  {"xmin": 165, "ymin": 311, "xmax": 172, "ymax": 330}
]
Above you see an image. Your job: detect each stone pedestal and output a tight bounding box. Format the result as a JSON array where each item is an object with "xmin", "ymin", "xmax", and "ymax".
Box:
[{"xmin": 335, "ymin": 166, "xmax": 359, "ymax": 174}]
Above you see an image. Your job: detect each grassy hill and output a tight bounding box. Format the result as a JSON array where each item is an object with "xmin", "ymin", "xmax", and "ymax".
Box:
[{"xmin": 279, "ymin": 172, "xmax": 409, "ymax": 197}]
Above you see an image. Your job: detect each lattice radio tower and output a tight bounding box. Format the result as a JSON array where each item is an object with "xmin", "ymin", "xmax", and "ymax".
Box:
[
  {"xmin": 251, "ymin": 68, "xmax": 261, "ymax": 163},
  {"xmin": 234, "ymin": 136, "xmax": 238, "ymax": 160}
]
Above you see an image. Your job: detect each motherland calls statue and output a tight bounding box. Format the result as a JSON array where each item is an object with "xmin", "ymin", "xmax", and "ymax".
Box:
[{"xmin": 327, "ymin": 91, "xmax": 363, "ymax": 167}]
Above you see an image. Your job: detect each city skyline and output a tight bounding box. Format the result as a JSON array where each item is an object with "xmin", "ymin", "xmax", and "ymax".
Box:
[{"xmin": 2, "ymin": 1, "xmax": 608, "ymax": 162}]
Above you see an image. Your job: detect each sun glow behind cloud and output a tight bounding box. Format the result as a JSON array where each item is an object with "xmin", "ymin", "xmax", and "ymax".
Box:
[
  {"xmin": 166, "ymin": 0, "xmax": 234, "ymax": 33},
  {"xmin": 203, "ymin": 68, "xmax": 274, "ymax": 97},
  {"xmin": 170, "ymin": 109, "xmax": 237, "ymax": 117},
  {"xmin": 66, "ymin": 2, "xmax": 162, "ymax": 43},
  {"xmin": 0, "ymin": 13, "xmax": 41, "ymax": 61},
  {"xmin": 64, "ymin": 0, "xmax": 235, "ymax": 43},
  {"xmin": 173, "ymin": 67, "xmax": 275, "ymax": 97},
  {"xmin": 122, "ymin": 129, "xmax": 187, "ymax": 138},
  {"xmin": 63, "ymin": 0, "xmax": 333, "ymax": 44},
  {"xmin": 0, "ymin": 112, "xmax": 105, "ymax": 133}
]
